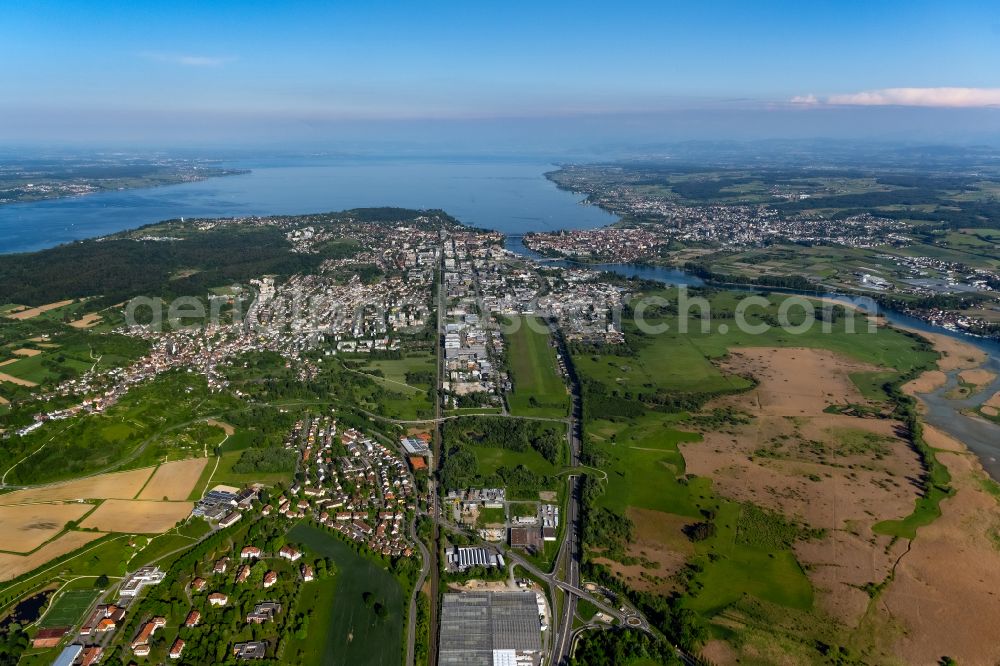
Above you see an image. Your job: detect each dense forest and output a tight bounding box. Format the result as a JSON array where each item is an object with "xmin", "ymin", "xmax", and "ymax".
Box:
[{"xmin": 0, "ymin": 227, "xmax": 321, "ymax": 306}]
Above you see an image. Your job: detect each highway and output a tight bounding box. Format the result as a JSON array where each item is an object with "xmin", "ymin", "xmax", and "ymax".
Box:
[{"xmin": 546, "ymin": 318, "xmax": 587, "ymax": 664}]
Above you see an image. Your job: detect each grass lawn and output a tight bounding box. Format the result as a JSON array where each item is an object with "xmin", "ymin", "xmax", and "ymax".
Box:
[
  {"xmin": 504, "ymin": 317, "xmax": 569, "ymax": 417},
  {"xmin": 286, "ymin": 523, "xmax": 405, "ymax": 666},
  {"xmin": 575, "ymin": 598, "xmax": 599, "ymax": 622},
  {"xmin": 477, "ymin": 507, "xmax": 506, "ymax": 525}
]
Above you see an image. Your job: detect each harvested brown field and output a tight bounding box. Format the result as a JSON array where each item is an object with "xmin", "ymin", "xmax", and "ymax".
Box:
[
  {"xmin": 68, "ymin": 313, "xmax": 102, "ymax": 329},
  {"xmin": 79, "ymin": 499, "xmax": 192, "ymax": 533},
  {"xmin": 680, "ymin": 347, "xmax": 922, "ymax": 626},
  {"xmin": 11, "ymin": 348, "xmax": 41, "ymax": 357},
  {"xmin": 0, "ymin": 531, "xmax": 106, "ymax": 582},
  {"xmin": 880, "ymin": 433, "xmax": 1000, "ymax": 664},
  {"xmin": 0, "ymin": 372, "xmax": 37, "ymax": 387},
  {"xmin": 203, "ymin": 419, "xmax": 235, "ymax": 436},
  {"xmin": 137, "ymin": 458, "xmax": 208, "ymax": 501},
  {"xmin": 0, "ymin": 503, "xmax": 94, "ymax": 553},
  {"xmin": 958, "ymin": 367, "xmax": 995, "ymax": 388},
  {"xmin": 5, "ymin": 300, "xmax": 74, "ymax": 321},
  {"xmin": 0, "ymin": 467, "xmax": 154, "ymax": 506}
]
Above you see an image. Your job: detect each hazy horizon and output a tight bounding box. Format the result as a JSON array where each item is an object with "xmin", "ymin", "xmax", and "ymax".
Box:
[{"xmin": 3, "ymin": 0, "xmax": 999, "ymax": 148}]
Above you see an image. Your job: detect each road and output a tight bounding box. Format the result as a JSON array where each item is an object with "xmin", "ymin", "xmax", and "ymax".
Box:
[{"xmin": 405, "ymin": 513, "xmax": 432, "ymax": 666}]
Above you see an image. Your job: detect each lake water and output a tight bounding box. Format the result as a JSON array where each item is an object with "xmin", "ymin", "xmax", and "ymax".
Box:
[
  {"xmin": 3, "ymin": 155, "xmax": 1000, "ymax": 479},
  {"xmin": 0, "ymin": 157, "xmax": 616, "ymax": 255}
]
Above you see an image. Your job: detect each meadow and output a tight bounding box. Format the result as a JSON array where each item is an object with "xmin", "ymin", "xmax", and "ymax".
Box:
[{"xmin": 287, "ymin": 523, "xmax": 405, "ymax": 666}]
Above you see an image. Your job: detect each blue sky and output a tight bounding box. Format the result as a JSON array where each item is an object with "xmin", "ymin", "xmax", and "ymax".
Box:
[{"xmin": 3, "ymin": 0, "xmax": 999, "ymax": 146}]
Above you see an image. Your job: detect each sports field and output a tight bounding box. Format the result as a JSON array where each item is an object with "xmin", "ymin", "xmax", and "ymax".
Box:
[
  {"xmin": 504, "ymin": 317, "xmax": 569, "ymax": 417},
  {"xmin": 39, "ymin": 588, "xmax": 99, "ymax": 628}
]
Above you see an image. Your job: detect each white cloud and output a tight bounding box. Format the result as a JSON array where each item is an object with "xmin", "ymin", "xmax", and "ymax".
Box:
[
  {"xmin": 789, "ymin": 94, "xmax": 819, "ymax": 105},
  {"xmin": 141, "ymin": 52, "xmax": 236, "ymax": 67},
  {"xmin": 795, "ymin": 87, "xmax": 1000, "ymax": 108}
]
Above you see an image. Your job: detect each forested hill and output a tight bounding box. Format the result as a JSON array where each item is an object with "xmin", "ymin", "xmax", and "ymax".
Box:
[
  {"xmin": 0, "ymin": 207, "xmax": 456, "ymax": 306},
  {"xmin": 0, "ymin": 226, "xmax": 318, "ymax": 306}
]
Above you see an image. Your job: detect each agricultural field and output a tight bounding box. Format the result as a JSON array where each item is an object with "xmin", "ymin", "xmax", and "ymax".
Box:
[
  {"xmin": 0, "ymin": 458, "xmax": 216, "ymax": 591},
  {"xmin": 0, "ymin": 467, "xmax": 154, "ymax": 505},
  {"xmin": 78, "ymin": 499, "xmax": 192, "ymax": 533},
  {"xmin": 504, "ymin": 316, "xmax": 569, "ymax": 417},
  {"xmin": 137, "ymin": 458, "xmax": 209, "ymax": 501},
  {"xmin": 0, "ymin": 531, "xmax": 109, "ymax": 583},
  {"xmin": 0, "ymin": 503, "xmax": 95, "ymax": 553},
  {"xmin": 0, "ymin": 318, "xmax": 147, "ymax": 397}
]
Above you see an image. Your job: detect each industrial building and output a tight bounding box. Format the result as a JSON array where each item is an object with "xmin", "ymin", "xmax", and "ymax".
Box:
[
  {"xmin": 438, "ymin": 592, "xmax": 542, "ymax": 666},
  {"xmin": 446, "ymin": 545, "xmax": 504, "ymax": 571}
]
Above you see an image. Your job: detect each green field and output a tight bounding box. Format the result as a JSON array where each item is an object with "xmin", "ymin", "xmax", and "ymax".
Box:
[
  {"xmin": 208, "ymin": 449, "xmax": 295, "ymax": 488},
  {"xmin": 354, "ymin": 353, "xmax": 436, "ymax": 420},
  {"xmin": 470, "ymin": 445, "xmax": 560, "ymax": 480},
  {"xmin": 587, "ymin": 413, "xmax": 705, "ymax": 517},
  {"xmin": 128, "ymin": 519, "xmax": 213, "ymax": 569},
  {"xmin": 38, "ymin": 588, "xmax": 98, "ymax": 628},
  {"xmin": 504, "ymin": 317, "xmax": 569, "ymax": 417},
  {"xmin": 287, "ymin": 523, "xmax": 405, "ymax": 666}
]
